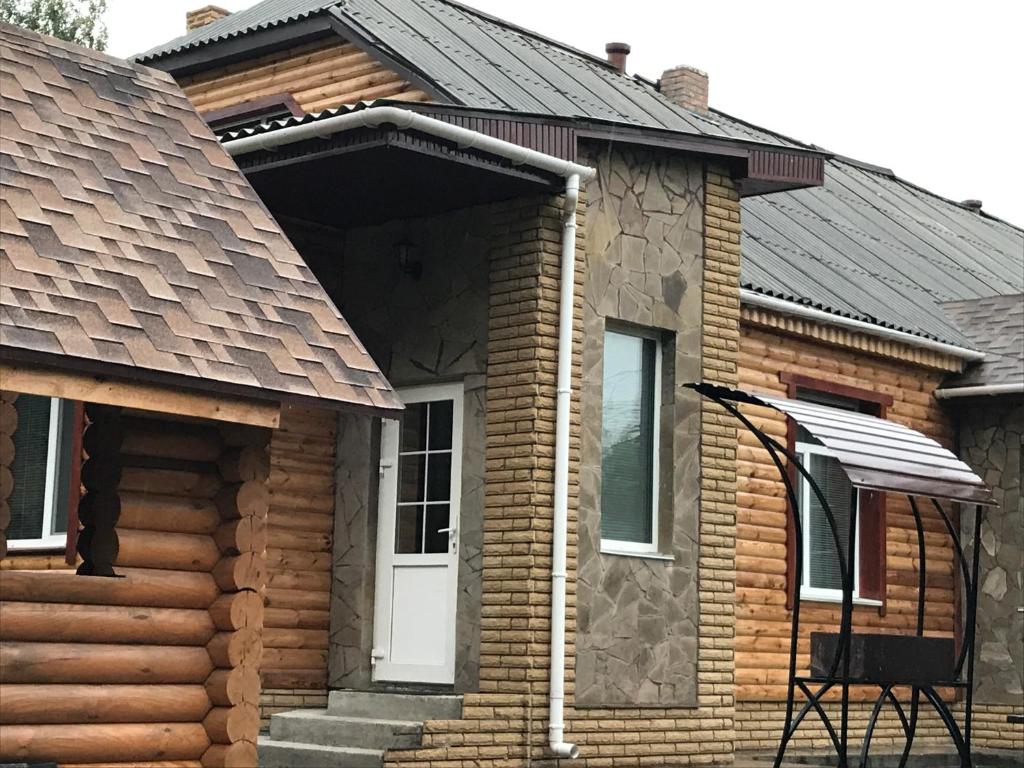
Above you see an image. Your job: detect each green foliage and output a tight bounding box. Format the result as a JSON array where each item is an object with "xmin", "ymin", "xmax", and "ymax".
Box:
[{"xmin": 0, "ymin": 0, "xmax": 108, "ymax": 51}]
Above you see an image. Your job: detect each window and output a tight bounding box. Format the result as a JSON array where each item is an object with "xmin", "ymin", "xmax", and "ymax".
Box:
[
  {"xmin": 782, "ymin": 376, "xmax": 889, "ymax": 608},
  {"xmin": 600, "ymin": 327, "xmax": 661, "ymax": 554},
  {"xmin": 8, "ymin": 395, "xmax": 77, "ymax": 550},
  {"xmin": 795, "ymin": 412, "xmax": 860, "ymax": 600}
]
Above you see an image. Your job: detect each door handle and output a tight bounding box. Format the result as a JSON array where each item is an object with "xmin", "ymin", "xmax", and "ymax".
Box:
[{"xmin": 437, "ymin": 527, "xmax": 456, "ymax": 534}]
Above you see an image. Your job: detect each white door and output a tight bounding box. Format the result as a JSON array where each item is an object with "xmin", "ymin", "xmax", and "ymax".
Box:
[{"xmin": 372, "ymin": 382, "xmax": 463, "ymax": 684}]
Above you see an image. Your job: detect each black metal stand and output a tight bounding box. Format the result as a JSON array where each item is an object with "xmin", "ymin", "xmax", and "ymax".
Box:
[{"xmin": 696, "ymin": 388, "xmax": 983, "ymax": 768}]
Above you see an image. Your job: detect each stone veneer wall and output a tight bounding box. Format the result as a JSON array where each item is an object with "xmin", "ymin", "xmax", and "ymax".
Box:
[
  {"xmin": 291, "ymin": 205, "xmax": 492, "ymax": 694},
  {"xmin": 576, "ymin": 143, "xmax": 704, "ymax": 707},
  {"xmin": 385, "ymin": 156, "xmax": 740, "ymax": 766},
  {"xmin": 961, "ymin": 398, "xmax": 1023, "ymax": 707}
]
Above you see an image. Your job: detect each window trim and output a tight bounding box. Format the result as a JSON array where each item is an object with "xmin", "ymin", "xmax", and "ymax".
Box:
[
  {"xmin": 795, "ymin": 438, "xmax": 861, "ymax": 602},
  {"xmin": 780, "ymin": 373, "xmax": 890, "ymax": 611},
  {"xmin": 599, "ymin": 326, "xmax": 663, "ymax": 556},
  {"xmin": 8, "ymin": 397, "xmax": 70, "ymax": 551}
]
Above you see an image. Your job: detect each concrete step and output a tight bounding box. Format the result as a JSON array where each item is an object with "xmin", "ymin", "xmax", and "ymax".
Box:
[
  {"xmin": 259, "ymin": 736, "xmax": 383, "ymax": 768},
  {"xmin": 328, "ymin": 689, "xmax": 463, "ymax": 721},
  {"xmin": 269, "ymin": 709, "xmax": 423, "ymax": 750}
]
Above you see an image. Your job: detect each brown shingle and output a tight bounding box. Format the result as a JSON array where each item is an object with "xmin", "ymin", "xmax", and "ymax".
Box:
[{"xmin": 0, "ymin": 23, "xmax": 398, "ymax": 414}]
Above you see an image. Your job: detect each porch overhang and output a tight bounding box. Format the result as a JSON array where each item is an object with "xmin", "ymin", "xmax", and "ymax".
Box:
[{"xmin": 688, "ymin": 383, "xmax": 995, "ymax": 505}]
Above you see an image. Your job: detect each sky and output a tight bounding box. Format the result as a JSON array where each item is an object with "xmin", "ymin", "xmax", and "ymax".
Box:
[{"xmin": 106, "ymin": 0, "xmax": 1023, "ymax": 223}]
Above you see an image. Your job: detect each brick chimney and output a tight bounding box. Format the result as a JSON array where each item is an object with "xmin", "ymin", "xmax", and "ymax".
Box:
[
  {"xmin": 186, "ymin": 5, "xmax": 230, "ymax": 31},
  {"xmin": 659, "ymin": 65, "xmax": 709, "ymax": 115},
  {"xmin": 605, "ymin": 42, "xmax": 631, "ymax": 73}
]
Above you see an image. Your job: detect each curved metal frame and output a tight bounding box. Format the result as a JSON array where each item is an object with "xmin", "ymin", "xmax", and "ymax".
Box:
[{"xmin": 698, "ymin": 389, "xmax": 984, "ymax": 768}]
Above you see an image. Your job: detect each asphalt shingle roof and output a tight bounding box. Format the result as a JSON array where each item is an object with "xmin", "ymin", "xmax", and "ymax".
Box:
[
  {"xmin": 136, "ymin": 0, "xmax": 790, "ymax": 146},
  {"xmin": 0, "ymin": 22, "xmax": 400, "ymax": 413},
  {"xmin": 941, "ymin": 295, "xmax": 1024, "ymax": 388}
]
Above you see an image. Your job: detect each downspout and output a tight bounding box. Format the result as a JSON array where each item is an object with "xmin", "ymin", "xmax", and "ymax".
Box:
[
  {"xmin": 549, "ymin": 172, "xmax": 582, "ymax": 760},
  {"xmin": 223, "ymin": 108, "xmax": 594, "ymax": 759}
]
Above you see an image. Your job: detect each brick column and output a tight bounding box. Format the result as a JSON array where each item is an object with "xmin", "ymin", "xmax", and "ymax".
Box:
[{"xmin": 698, "ymin": 163, "xmax": 742, "ymax": 749}]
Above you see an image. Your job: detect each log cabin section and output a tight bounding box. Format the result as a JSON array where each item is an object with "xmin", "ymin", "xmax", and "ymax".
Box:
[
  {"xmin": 735, "ymin": 325, "xmax": 958, "ymax": 704},
  {"xmin": 179, "ymin": 39, "xmax": 433, "ymax": 119}
]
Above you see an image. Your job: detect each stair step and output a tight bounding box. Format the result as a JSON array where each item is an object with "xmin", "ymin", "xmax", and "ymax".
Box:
[
  {"xmin": 259, "ymin": 737, "xmax": 383, "ymax": 768},
  {"xmin": 328, "ymin": 690, "xmax": 463, "ymax": 721},
  {"xmin": 269, "ymin": 709, "xmax": 423, "ymax": 750}
]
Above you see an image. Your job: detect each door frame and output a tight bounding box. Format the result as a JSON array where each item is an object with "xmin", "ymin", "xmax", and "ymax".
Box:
[{"xmin": 371, "ymin": 381, "xmax": 464, "ymax": 684}]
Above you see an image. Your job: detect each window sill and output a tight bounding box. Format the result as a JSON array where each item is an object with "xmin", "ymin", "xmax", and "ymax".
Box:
[
  {"xmin": 799, "ymin": 593, "xmax": 883, "ymax": 608},
  {"xmin": 600, "ymin": 546, "xmax": 675, "ymax": 562},
  {"xmin": 6, "ymin": 538, "xmax": 66, "ymax": 553}
]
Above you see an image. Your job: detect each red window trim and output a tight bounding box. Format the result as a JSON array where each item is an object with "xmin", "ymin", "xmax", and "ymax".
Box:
[
  {"xmin": 63, "ymin": 401, "xmax": 84, "ymax": 566},
  {"xmin": 780, "ymin": 373, "xmax": 888, "ymax": 612}
]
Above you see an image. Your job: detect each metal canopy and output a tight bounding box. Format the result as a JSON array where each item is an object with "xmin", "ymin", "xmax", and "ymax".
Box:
[{"xmin": 689, "ymin": 383, "xmax": 995, "ymax": 505}]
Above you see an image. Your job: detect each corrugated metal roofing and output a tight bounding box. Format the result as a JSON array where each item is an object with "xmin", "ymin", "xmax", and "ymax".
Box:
[
  {"xmin": 690, "ymin": 384, "xmax": 995, "ymax": 505},
  {"xmin": 136, "ymin": 0, "xmax": 790, "ymax": 146},
  {"xmin": 713, "ymin": 109, "xmax": 1024, "ymax": 346}
]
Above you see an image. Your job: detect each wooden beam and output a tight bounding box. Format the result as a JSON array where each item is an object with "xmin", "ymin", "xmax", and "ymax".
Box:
[{"xmin": 0, "ymin": 363, "xmax": 280, "ymax": 429}]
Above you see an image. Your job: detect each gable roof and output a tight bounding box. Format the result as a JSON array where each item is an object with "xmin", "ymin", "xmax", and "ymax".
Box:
[
  {"xmin": 940, "ymin": 295, "xmax": 1024, "ymax": 388},
  {"xmin": 713, "ymin": 110, "xmax": 1024, "ymax": 348},
  {"xmin": 0, "ymin": 22, "xmax": 400, "ymax": 414},
  {"xmin": 135, "ymin": 0, "xmax": 789, "ymax": 147}
]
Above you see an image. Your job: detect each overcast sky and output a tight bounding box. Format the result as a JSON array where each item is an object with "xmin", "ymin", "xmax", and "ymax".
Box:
[{"xmin": 107, "ymin": 0, "xmax": 1022, "ymax": 222}]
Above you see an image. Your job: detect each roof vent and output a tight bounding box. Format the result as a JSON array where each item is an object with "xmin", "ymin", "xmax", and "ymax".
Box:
[
  {"xmin": 659, "ymin": 65, "xmax": 709, "ymax": 115},
  {"xmin": 605, "ymin": 42, "xmax": 631, "ymax": 73},
  {"xmin": 960, "ymin": 199, "xmax": 983, "ymax": 212},
  {"xmin": 186, "ymin": 5, "xmax": 230, "ymax": 31}
]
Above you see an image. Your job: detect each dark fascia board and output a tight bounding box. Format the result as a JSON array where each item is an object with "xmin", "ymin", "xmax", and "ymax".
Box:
[
  {"xmin": 235, "ymin": 127, "xmax": 559, "ymax": 188},
  {"xmin": 0, "ymin": 345, "xmax": 402, "ymax": 419},
  {"xmin": 138, "ymin": 16, "xmax": 340, "ymax": 78}
]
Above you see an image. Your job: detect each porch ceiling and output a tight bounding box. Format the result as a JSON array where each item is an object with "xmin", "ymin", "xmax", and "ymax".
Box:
[{"xmin": 235, "ymin": 128, "xmax": 562, "ymax": 229}]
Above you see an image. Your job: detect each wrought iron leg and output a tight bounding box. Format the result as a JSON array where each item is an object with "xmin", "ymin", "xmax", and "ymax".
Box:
[
  {"xmin": 921, "ymin": 685, "xmax": 972, "ymax": 768},
  {"xmin": 858, "ymin": 683, "xmax": 895, "ymax": 767},
  {"xmin": 898, "ymin": 687, "xmax": 920, "ymax": 768},
  {"xmin": 838, "ymin": 503, "xmax": 858, "ymax": 767},
  {"xmin": 963, "ymin": 504, "xmax": 983, "ymax": 762}
]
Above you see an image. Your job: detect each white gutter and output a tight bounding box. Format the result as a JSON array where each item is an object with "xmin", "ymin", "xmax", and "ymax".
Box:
[
  {"xmin": 935, "ymin": 382, "xmax": 1023, "ymax": 399},
  {"xmin": 740, "ymin": 289, "xmax": 987, "ymax": 362},
  {"xmin": 225, "ymin": 107, "xmax": 593, "ymax": 759}
]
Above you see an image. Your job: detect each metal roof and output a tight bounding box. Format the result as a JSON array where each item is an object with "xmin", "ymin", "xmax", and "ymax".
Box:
[
  {"xmin": 690, "ymin": 384, "xmax": 995, "ymax": 506},
  {"xmin": 135, "ymin": 0, "xmax": 793, "ymax": 147},
  {"xmin": 941, "ymin": 294, "xmax": 1024, "ymax": 388},
  {"xmin": 711, "ymin": 109, "xmax": 1024, "ymax": 348}
]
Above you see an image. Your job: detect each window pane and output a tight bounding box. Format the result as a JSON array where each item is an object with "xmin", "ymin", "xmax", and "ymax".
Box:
[
  {"xmin": 395, "ymin": 505, "xmax": 423, "ymax": 553},
  {"xmin": 426, "ymin": 453, "xmax": 452, "ymax": 502},
  {"xmin": 803, "ymin": 453, "xmax": 854, "ymax": 591},
  {"xmin": 401, "ymin": 404, "xmax": 427, "ymax": 452},
  {"xmin": 428, "ymin": 400, "xmax": 453, "ymax": 450},
  {"xmin": 8, "ymin": 395, "xmax": 51, "ymax": 540},
  {"xmin": 50, "ymin": 400, "xmax": 76, "ymax": 536},
  {"xmin": 424, "ymin": 504, "xmax": 450, "ymax": 554},
  {"xmin": 398, "ymin": 453, "xmax": 425, "ymax": 503},
  {"xmin": 600, "ymin": 331, "xmax": 656, "ymax": 544}
]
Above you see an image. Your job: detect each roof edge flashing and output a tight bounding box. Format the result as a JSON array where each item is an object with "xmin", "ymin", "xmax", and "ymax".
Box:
[
  {"xmin": 741, "ymin": 289, "xmax": 986, "ymax": 362},
  {"xmin": 222, "ymin": 105, "xmax": 596, "ymax": 181}
]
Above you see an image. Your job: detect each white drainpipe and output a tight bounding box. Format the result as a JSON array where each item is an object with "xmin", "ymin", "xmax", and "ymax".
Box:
[
  {"xmin": 935, "ymin": 382, "xmax": 1023, "ymax": 399},
  {"xmin": 223, "ymin": 107, "xmax": 594, "ymax": 759},
  {"xmin": 548, "ymin": 172, "xmax": 582, "ymax": 760}
]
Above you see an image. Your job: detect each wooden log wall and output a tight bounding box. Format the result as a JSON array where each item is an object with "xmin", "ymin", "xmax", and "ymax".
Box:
[
  {"xmin": 0, "ymin": 407, "xmax": 271, "ymax": 767},
  {"xmin": 261, "ymin": 405, "xmax": 336, "ymax": 691},
  {"xmin": 180, "ymin": 39, "xmax": 432, "ymax": 117},
  {"xmin": 735, "ymin": 326, "xmax": 957, "ymax": 702}
]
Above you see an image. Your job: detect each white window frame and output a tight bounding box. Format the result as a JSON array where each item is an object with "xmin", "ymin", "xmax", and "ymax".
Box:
[
  {"xmin": 9, "ymin": 397, "xmax": 69, "ymax": 551},
  {"xmin": 599, "ymin": 327, "xmax": 662, "ymax": 557},
  {"xmin": 795, "ymin": 439, "xmax": 862, "ymax": 603}
]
